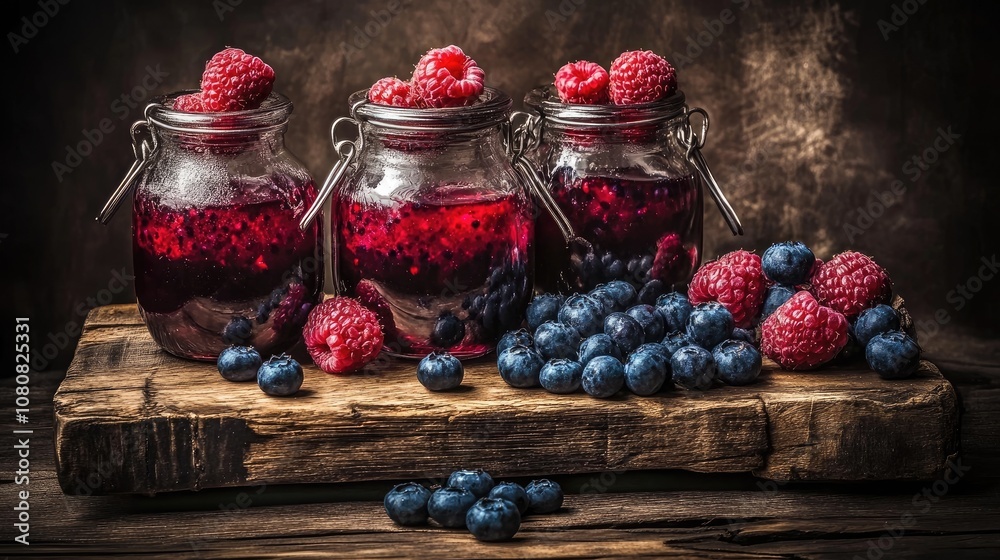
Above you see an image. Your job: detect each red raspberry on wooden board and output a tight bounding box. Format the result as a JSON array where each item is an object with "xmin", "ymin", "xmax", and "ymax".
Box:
[
  {"xmin": 304, "ymin": 297, "xmax": 384, "ymax": 374},
  {"xmin": 761, "ymin": 291, "xmax": 850, "ymax": 370}
]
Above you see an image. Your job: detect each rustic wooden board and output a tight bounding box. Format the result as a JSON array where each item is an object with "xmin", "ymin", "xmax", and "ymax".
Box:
[{"xmin": 52, "ymin": 305, "xmax": 959, "ymax": 495}]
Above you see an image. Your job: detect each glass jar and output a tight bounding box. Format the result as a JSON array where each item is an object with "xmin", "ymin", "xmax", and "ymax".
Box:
[
  {"xmin": 101, "ymin": 92, "xmax": 323, "ymax": 360},
  {"xmin": 523, "ymin": 87, "xmax": 742, "ymax": 295},
  {"xmin": 302, "ymin": 88, "xmax": 534, "ymax": 359}
]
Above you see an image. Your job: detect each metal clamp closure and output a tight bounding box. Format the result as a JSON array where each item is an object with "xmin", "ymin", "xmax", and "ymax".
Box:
[
  {"xmin": 678, "ymin": 107, "xmax": 744, "ymax": 236},
  {"xmin": 299, "ymin": 111, "xmax": 363, "ymax": 231},
  {"xmin": 97, "ymin": 104, "xmax": 157, "ymax": 224}
]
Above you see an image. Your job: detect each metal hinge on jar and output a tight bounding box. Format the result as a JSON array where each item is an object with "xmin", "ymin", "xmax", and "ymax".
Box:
[
  {"xmin": 97, "ymin": 104, "xmax": 157, "ymax": 224},
  {"xmin": 677, "ymin": 107, "xmax": 744, "ymax": 236},
  {"xmin": 507, "ymin": 111, "xmax": 589, "ymax": 252}
]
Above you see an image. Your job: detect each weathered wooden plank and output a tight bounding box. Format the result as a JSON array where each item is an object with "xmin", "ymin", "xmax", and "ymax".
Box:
[{"xmin": 52, "ymin": 305, "xmax": 958, "ymax": 494}]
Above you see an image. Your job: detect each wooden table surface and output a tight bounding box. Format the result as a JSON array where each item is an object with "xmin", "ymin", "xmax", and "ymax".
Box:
[{"xmin": 2, "ymin": 329, "xmax": 999, "ymax": 559}]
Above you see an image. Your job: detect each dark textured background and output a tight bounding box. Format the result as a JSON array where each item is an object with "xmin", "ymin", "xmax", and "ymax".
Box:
[{"xmin": 3, "ymin": 0, "xmax": 998, "ymax": 371}]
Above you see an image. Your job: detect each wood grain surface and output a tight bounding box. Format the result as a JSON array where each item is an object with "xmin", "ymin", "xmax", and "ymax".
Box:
[{"xmin": 51, "ymin": 305, "xmax": 959, "ymax": 495}]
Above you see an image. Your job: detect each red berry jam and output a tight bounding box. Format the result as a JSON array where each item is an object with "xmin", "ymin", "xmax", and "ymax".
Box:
[
  {"xmin": 133, "ymin": 178, "xmax": 322, "ymax": 359},
  {"xmin": 338, "ymin": 190, "xmax": 533, "ymax": 358},
  {"xmin": 537, "ymin": 167, "xmax": 702, "ymax": 292}
]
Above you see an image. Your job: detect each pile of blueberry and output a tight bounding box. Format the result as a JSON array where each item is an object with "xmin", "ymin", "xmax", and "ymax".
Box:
[
  {"xmin": 496, "ymin": 280, "xmax": 761, "ymax": 398},
  {"xmin": 383, "ymin": 469, "xmax": 563, "ymax": 542},
  {"xmin": 216, "ymin": 346, "xmax": 304, "ymax": 396}
]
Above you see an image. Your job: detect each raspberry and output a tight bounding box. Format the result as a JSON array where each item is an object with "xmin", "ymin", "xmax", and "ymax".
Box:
[
  {"xmin": 608, "ymin": 50, "xmax": 677, "ymax": 105},
  {"xmin": 200, "ymin": 47, "xmax": 275, "ymax": 112},
  {"xmin": 812, "ymin": 251, "xmax": 892, "ymax": 318},
  {"xmin": 173, "ymin": 93, "xmax": 206, "ymax": 112},
  {"xmin": 411, "ymin": 45, "xmax": 485, "ymax": 108},
  {"xmin": 689, "ymin": 250, "xmax": 768, "ymax": 329},
  {"xmin": 368, "ymin": 77, "xmax": 418, "ymax": 107},
  {"xmin": 554, "ymin": 61, "xmax": 609, "ymax": 104},
  {"xmin": 304, "ymin": 297, "xmax": 384, "ymax": 374},
  {"xmin": 761, "ymin": 291, "xmax": 849, "ymax": 370},
  {"xmin": 650, "ymin": 233, "xmax": 691, "ymax": 281}
]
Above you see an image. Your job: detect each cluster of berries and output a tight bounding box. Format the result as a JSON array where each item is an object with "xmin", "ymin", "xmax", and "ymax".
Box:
[
  {"xmin": 384, "ymin": 469, "xmax": 563, "ymax": 542},
  {"xmin": 173, "ymin": 47, "xmax": 275, "ymax": 112},
  {"xmin": 690, "ymin": 243, "xmax": 920, "ymax": 378},
  {"xmin": 496, "ymin": 280, "xmax": 762, "ymax": 398},
  {"xmin": 216, "ymin": 346, "xmax": 304, "ymax": 397},
  {"xmin": 367, "ymin": 45, "xmax": 485, "ymax": 108},
  {"xmin": 553, "ymin": 49, "xmax": 677, "ymax": 105}
]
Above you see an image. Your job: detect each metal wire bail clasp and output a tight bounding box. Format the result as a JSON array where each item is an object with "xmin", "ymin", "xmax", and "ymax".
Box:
[
  {"xmin": 678, "ymin": 107, "xmax": 744, "ymax": 236},
  {"xmin": 507, "ymin": 111, "xmax": 579, "ymax": 245},
  {"xmin": 299, "ymin": 113, "xmax": 363, "ymax": 231},
  {"xmin": 97, "ymin": 104, "xmax": 156, "ymax": 224}
]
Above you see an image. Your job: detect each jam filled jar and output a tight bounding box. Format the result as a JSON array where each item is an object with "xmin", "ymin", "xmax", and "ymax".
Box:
[
  {"xmin": 522, "ymin": 86, "xmax": 743, "ymax": 295},
  {"xmin": 101, "ymin": 93, "xmax": 323, "ymax": 360},
  {"xmin": 302, "ymin": 88, "xmax": 534, "ymax": 359}
]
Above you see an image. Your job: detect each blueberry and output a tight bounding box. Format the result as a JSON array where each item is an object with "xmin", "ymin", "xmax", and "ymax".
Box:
[
  {"xmin": 762, "ymin": 241, "xmax": 815, "ymax": 285},
  {"xmin": 447, "ymin": 469, "xmax": 495, "ymax": 498},
  {"xmin": 558, "ymin": 294, "xmax": 606, "ymax": 337},
  {"xmin": 497, "ymin": 328, "xmax": 533, "ymax": 355},
  {"xmin": 539, "ymin": 359, "xmax": 584, "ymax": 394},
  {"xmin": 661, "ymin": 331, "xmax": 694, "ymax": 355},
  {"xmin": 731, "ymin": 327, "xmax": 757, "ymax": 346},
  {"xmin": 603, "ymin": 280, "xmax": 638, "ymax": 310},
  {"xmin": 525, "ymin": 479, "xmax": 564, "ymax": 513},
  {"xmin": 217, "ymin": 346, "xmax": 262, "ymax": 382},
  {"xmin": 854, "ymin": 305, "xmax": 901, "ymax": 346},
  {"xmin": 526, "ymin": 293, "xmax": 563, "ymax": 331},
  {"xmin": 655, "ymin": 292, "xmax": 693, "ymax": 332},
  {"xmin": 497, "ymin": 345, "xmax": 545, "ymax": 388},
  {"xmin": 488, "ymin": 482, "xmax": 530, "ymax": 514},
  {"xmin": 222, "ymin": 315, "xmax": 253, "ymax": 345},
  {"xmin": 466, "ymin": 498, "xmax": 521, "ymax": 542},
  {"xmin": 431, "ymin": 313, "xmax": 466, "ymax": 347},
  {"xmin": 686, "ymin": 302, "xmax": 734, "ymax": 349},
  {"xmin": 761, "ymin": 285, "xmax": 796, "ymax": 321},
  {"xmin": 533, "ymin": 321, "xmax": 581, "ymax": 361},
  {"xmin": 589, "ymin": 286, "xmax": 621, "ymax": 314},
  {"xmin": 866, "ymin": 331, "xmax": 921, "ymax": 379},
  {"xmin": 417, "ymin": 352, "xmax": 464, "ymax": 391},
  {"xmin": 624, "ymin": 343, "xmax": 671, "ymax": 395},
  {"xmin": 713, "ymin": 340, "xmax": 762, "ymax": 386},
  {"xmin": 582, "ymin": 355, "xmax": 625, "ymax": 398},
  {"xmin": 670, "ymin": 346, "xmax": 717, "ymax": 390},
  {"xmin": 604, "ymin": 312, "xmax": 644, "ymax": 354},
  {"xmin": 626, "ymin": 304, "xmax": 666, "ymax": 343},
  {"xmin": 384, "ymin": 482, "xmax": 432, "ymax": 526},
  {"xmin": 578, "ymin": 333, "xmax": 623, "ymax": 365},
  {"xmin": 257, "ymin": 354, "xmax": 303, "ymax": 396},
  {"xmin": 637, "ymin": 279, "xmax": 666, "ymax": 305},
  {"xmin": 427, "ymin": 487, "xmax": 478, "ymax": 528}
]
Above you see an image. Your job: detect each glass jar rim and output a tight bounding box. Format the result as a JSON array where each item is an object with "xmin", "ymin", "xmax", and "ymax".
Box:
[
  {"xmin": 524, "ymin": 85, "xmax": 686, "ymax": 127},
  {"xmin": 348, "ymin": 86, "xmax": 512, "ymax": 133},
  {"xmin": 147, "ymin": 91, "xmax": 293, "ymax": 135}
]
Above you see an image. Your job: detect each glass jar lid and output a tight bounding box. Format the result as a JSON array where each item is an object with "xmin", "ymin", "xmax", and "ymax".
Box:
[
  {"xmin": 524, "ymin": 85, "xmax": 686, "ymax": 128},
  {"xmin": 349, "ymin": 87, "xmax": 512, "ymax": 133},
  {"xmin": 147, "ymin": 91, "xmax": 293, "ymax": 135}
]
